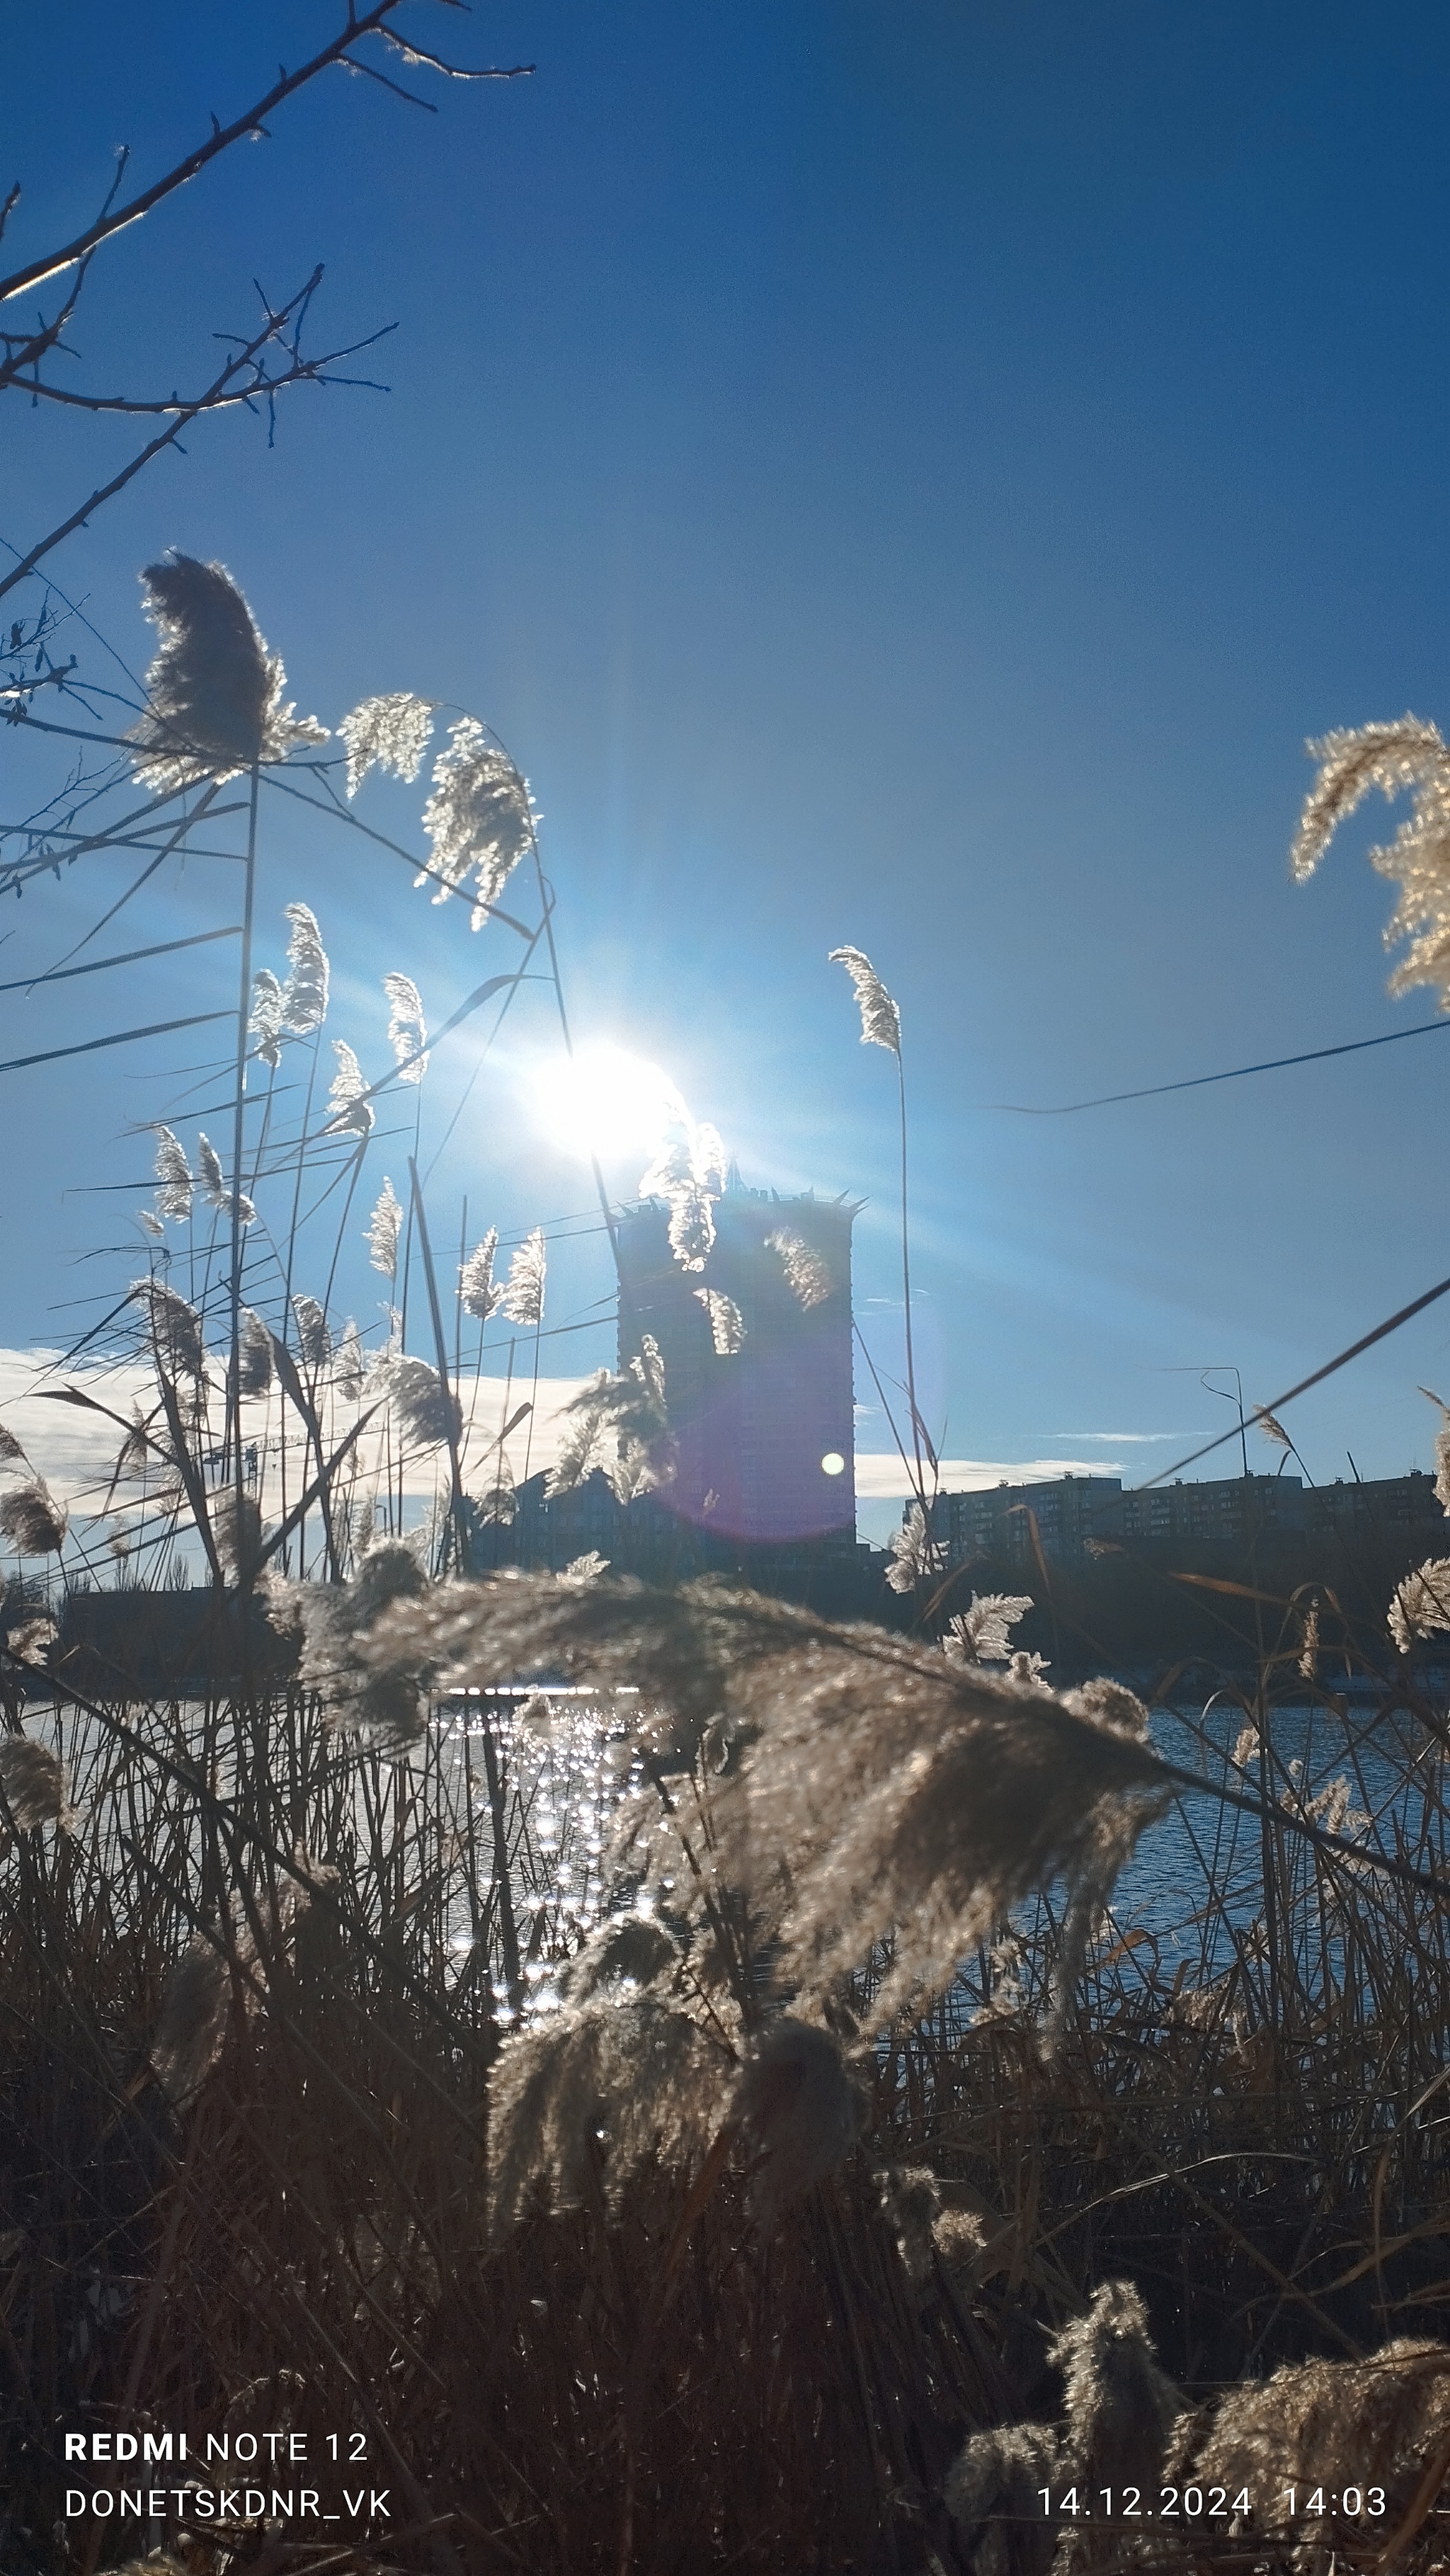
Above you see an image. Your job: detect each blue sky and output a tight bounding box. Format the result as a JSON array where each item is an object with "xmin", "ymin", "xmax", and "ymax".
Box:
[{"xmin": 4, "ymin": 1, "xmax": 1450, "ymax": 1540}]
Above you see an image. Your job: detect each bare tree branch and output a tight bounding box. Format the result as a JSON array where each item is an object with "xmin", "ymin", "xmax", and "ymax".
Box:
[
  {"xmin": 0, "ymin": 3, "xmax": 532, "ymax": 309},
  {"xmin": 0, "ymin": 270, "xmax": 394, "ymax": 608}
]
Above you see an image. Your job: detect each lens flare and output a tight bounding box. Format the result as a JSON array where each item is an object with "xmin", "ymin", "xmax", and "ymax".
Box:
[{"xmin": 533, "ymin": 1045, "xmax": 686, "ymax": 1163}]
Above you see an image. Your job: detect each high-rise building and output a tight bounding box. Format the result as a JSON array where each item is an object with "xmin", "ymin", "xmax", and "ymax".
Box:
[{"xmin": 615, "ymin": 1169, "xmax": 858, "ymax": 1547}]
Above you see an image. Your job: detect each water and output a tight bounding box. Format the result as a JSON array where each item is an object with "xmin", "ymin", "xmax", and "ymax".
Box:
[{"xmin": 1106, "ymin": 1689, "xmax": 1448, "ymax": 1979}]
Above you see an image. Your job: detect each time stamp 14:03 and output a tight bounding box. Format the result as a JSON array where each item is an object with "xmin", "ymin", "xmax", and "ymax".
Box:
[{"xmin": 1039, "ymin": 2487, "xmax": 1390, "ymax": 2521}]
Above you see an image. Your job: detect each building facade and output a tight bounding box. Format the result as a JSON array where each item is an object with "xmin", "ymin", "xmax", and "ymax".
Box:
[{"xmin": 925, "ymin": 1469, "xmax": 1445, "ymax": 1565}]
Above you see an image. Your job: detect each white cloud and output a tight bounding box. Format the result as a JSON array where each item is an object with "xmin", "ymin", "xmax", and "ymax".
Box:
[{"xmin": 0, "ymin": 1348, "xmax": 598, "ymax": 1519}]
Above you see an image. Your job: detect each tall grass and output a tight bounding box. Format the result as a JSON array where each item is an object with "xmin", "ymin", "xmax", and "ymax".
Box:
[{"xmin": 6, "ymin": 1518, "xmax": 1450, "ymax": 2568}]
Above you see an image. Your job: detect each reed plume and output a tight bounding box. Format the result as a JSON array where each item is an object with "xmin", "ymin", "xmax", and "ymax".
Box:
[
  {"xmin": 874, "ymin": 2165, "xmax": 942, "ymax": 2286},
  {"xmin": 732, "ymin": 2018, "xmax": 867, "ymax": 2231},
  {"xmin": 152, "ymin": 1125, "xmax": 193, "ymax": 1223},
  {"xmin": 1290, "ymin": 716, "xmax": 1445, "ymax": 883},
  {"xmin": 212, "ymin": 1488, "xmax": 262, "ymax": 1580},
  {"xmin": 765, "ymin": 1227, "xmax": 833, "ymax": 1308},
  {"xmin": 639, "ymin": 1114, "xmax": 729, "ymax": 1273},
  {"xmin": 382, "ymin": 971, "xmax": 428, "ymax": 1083},
  {"xmin": 382, "ymin": 1355, "xmax": 462, "ymax": 1450},
  {"xmin": 500, "ymin": 1227, "xmax": 546, "ymax": 1328},
  {"xmin": 665, "ymin": 1178, "xmax": 715, "ymax": 1272},
  {"xmin": 198, "ymin": 1132, "xmax": 256, "ymax": 1225},
  {"xmin": 550, "ymin": 1341, "xmax": 674, "ymax": 1501},
  {"xmin": 280, "ymin": 903, "xmax": 329, "ymax": 1036},
  {"xmin": 486, "ymin": 1996, "xmax": 729, "ymax": 2237},
  {"xmin": 238, "ymin": 1309, "xmax": 274, "ymax": 1397},
  {"xmin": 325, "ymin": 1039, "xmax": 375, "ymax": 1136},
  {"xmin": 128, "ymin": 553, "xmax": 326, "ymax": 792},
  {"xmin": 460, "ymin": 1226, "xmax": 501, "ymax": 1322},
  {"xmin": 694, "ymin": 1286, "xmax": 746, "ymax": 1355},
  {"xmin": 1051, "ymin": 2279, "xmax": 1183, "ymax": 2499},
  {"xmin": 1292, "ymin": 716, "xmax": 1450, "ymax": 1005},
  {"xmin": 4, "ymin": 1616, "xmax": 57, "ymax": 1666},
  {"xmin": 420, "ymin": 718, "xmax": 536, "ymax": 928},
  {"xmin": 545, "ymin": 1385, "xmax": 608, "ymax": 1496},
  {"xmin": 561, "ymin": 1914, "xmax": 680, "ymax": 2005},
  {"xmin": 1169, "ymin": 2337, "xmax": 1450, "ymax": 2561},
  {"xmin": 149, "ymin": 1938, "xmax": 229, "ymax": 2112},
  {"xmin": 944, "ymin": 2422, "xmax": 1063, "ymax": 2576},
  {"xmin": 0, "ymin": 1735, "xmax": 72, "ymax": 1829},
  {"xmin": 0, "ymin": 1479, "xmax": 69, "ymax": 1555},
  {"xmin": 828, "ymin": 945, "xmax": 901, "ymax": 1053},
  {"xmin": 944, "ymin": 1593, "xmax": 1035, "ymax": 1665},
  {"xmin": 137, "ymin": 1208, "xmax": 164, "ymax": 1242},
  {"xmin": 291, "ymin": 1295, "xmax": 332, "ymax": 1370},
  {"xmin": 1389, "ymin": 1556, "xmax": 1450, "ymax": 1651},
  {"xmin": 0, "ymin": 1424, "xmax": 27, "ymax": 1467},
  {"xmin": 133, "ymin": 1278, "xmax": 207, "ymax": 1383},
  {"xmin": 885, "ymin": 1501, "xmax": 943, "ymax": 1596},
  {"xmin": 249, "ymin": 966, "xmax": 284, "ymax": 1069},
  {"xmin": 367, "ymin": 1177, "xmax": 403, "ymax": 1279},
  {"xmin": 267, "ymin": 1538, "xmax": 429, "ymax": 1751},
  {"xmin": 338, "ymin": 690, "xmax": 436, "ymax": 795},
  {"xmin": 336, "ymin": 1318, "xmax": 365, "ymax": 1402}
]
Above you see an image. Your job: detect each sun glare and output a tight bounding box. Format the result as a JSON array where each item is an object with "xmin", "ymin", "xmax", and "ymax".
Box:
[{"xmin": 533, "ymin": 1045, "xmax": 687, "ymax": 1164}]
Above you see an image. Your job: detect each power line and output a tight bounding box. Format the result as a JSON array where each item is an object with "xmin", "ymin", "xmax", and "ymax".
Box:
[
  {"xmin": 996, "ymin": 1014, "xmax": 1450, "ymax": 1115},
  {"xmin": 1141, "ymin": 1268, "xmax": 1450, "ymax": 1487}
]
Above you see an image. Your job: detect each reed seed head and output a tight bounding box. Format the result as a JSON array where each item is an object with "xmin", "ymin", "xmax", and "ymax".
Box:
[
  {"xmin": 765, "ymin": 1228, "xmax": 833, "ymax": 1308},
  {"xmin": 5, "ymin": 1616, "xmax": 57, "ymax": 1666},
  {"xmin": 291, "ymin": 1294, "xmax": 332, "ymax": 1370},
  {"xmin": 132, "ymin": 1278, "xmax": 207, "ymax": 1384},
  {"xmin": 875, "ymin": 2164, "xmax": 942, "ymax": 2286},
  {"xmin": 1293, "ymin": 717, "xmax": 1450, "ymax": 1006},
  {"xmin": 326, "ymin": 1039, "xmax": 375, "ymax": 1136},
  {"xmin": 694, "ymin": 1286, "xmax": 746, "ymax": 1355},
  {"xmin": 129, "ymin": 553, "xmax": 326, "ymax": 792},
  {"xmin": 238, "ymin": 1309, "xmax": 274, "ymax": 1397},
  {"xmin": 486, "ymin": 1994, "xmax": 727, "ymax": 2237},
  {"xmin": 336, "ymin": 1317, "xmax": 365, "ymax": 1402},
  {"xmin": 151, "ymin": 1937, "xmax": 230, "ymax": 2111},
  {"xmin": 460, "ymin": 1226, "xmax": 501, "ymax": 1323},
  {"xmin": 0, "ymin": 1734, "xmax": 72, "ymax": 1829},
  {"xmin": 367, "ymin": 1177, "xmax": 403, "ymax": 1280},
  {"xmin": 1172, "ymin": 2338, "xmax": 1450, "ymax": 2543},
  {"xmin": 152, "ymin": 1124, "xmax": 193, "ymax": 1223},
  {"xmin": 382, "ymin": 1355, "xmax": 462, "ymax": 1452},
  {"xmin": 1390, "ymin": 1557, "xmax": 1450, "ymax": 1653},
  {"xmin": 731, "ymin": 2017, "xmax": 867, "ymax": 2231},
  {"xmin": 338, "ymin": 690, "xmax": 436, "ymax": 795},
  {"xmin": 250, "ymin": 966, "xmax": 284, "ymax": 1069},
  {"xmin": 944, "ymin": 2422, "xmax": 1063, "ymax": 2576},
  {"xmin": 500, "ymin": 1227, "xmax": 547, "ymax": 1328},
  {"xmin": 382, "ymin": 971, "xmax": 429, "ymax": 1084},
  {"xmin": 828, "ymin": 945, "xmax": 901, "ymax": 1053},
  {"xmin": 361, "ymin": 1576, "xmax": 1169, "ymax": 2030},
  {"xmin": 280, "ymin": 903, "xmax": 329, "ymax": 1036},
  {"xmin": 0, "ymin": 1479, "xmax": 68, "ymax": 1555},
  {"xmin": 944, "ymin": 1593, "xmax": 1034, "ymax": 1664},
  {"xmin": 419, "ymin": 718, "xmax": 536, "ymax": 927},
  {"xmin": 885, "ymin": 1501, "xmax": 942, "ymax": 1596},
  {"xmin": 1051, "ymin": 2279, "xmax": 1183, "ymax": 2497}
]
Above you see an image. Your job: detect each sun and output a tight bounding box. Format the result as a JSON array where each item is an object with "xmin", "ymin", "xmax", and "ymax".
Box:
[{"xmin": 532, "ymin": 1044, "xmax": 687, "ymax": 1164}]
